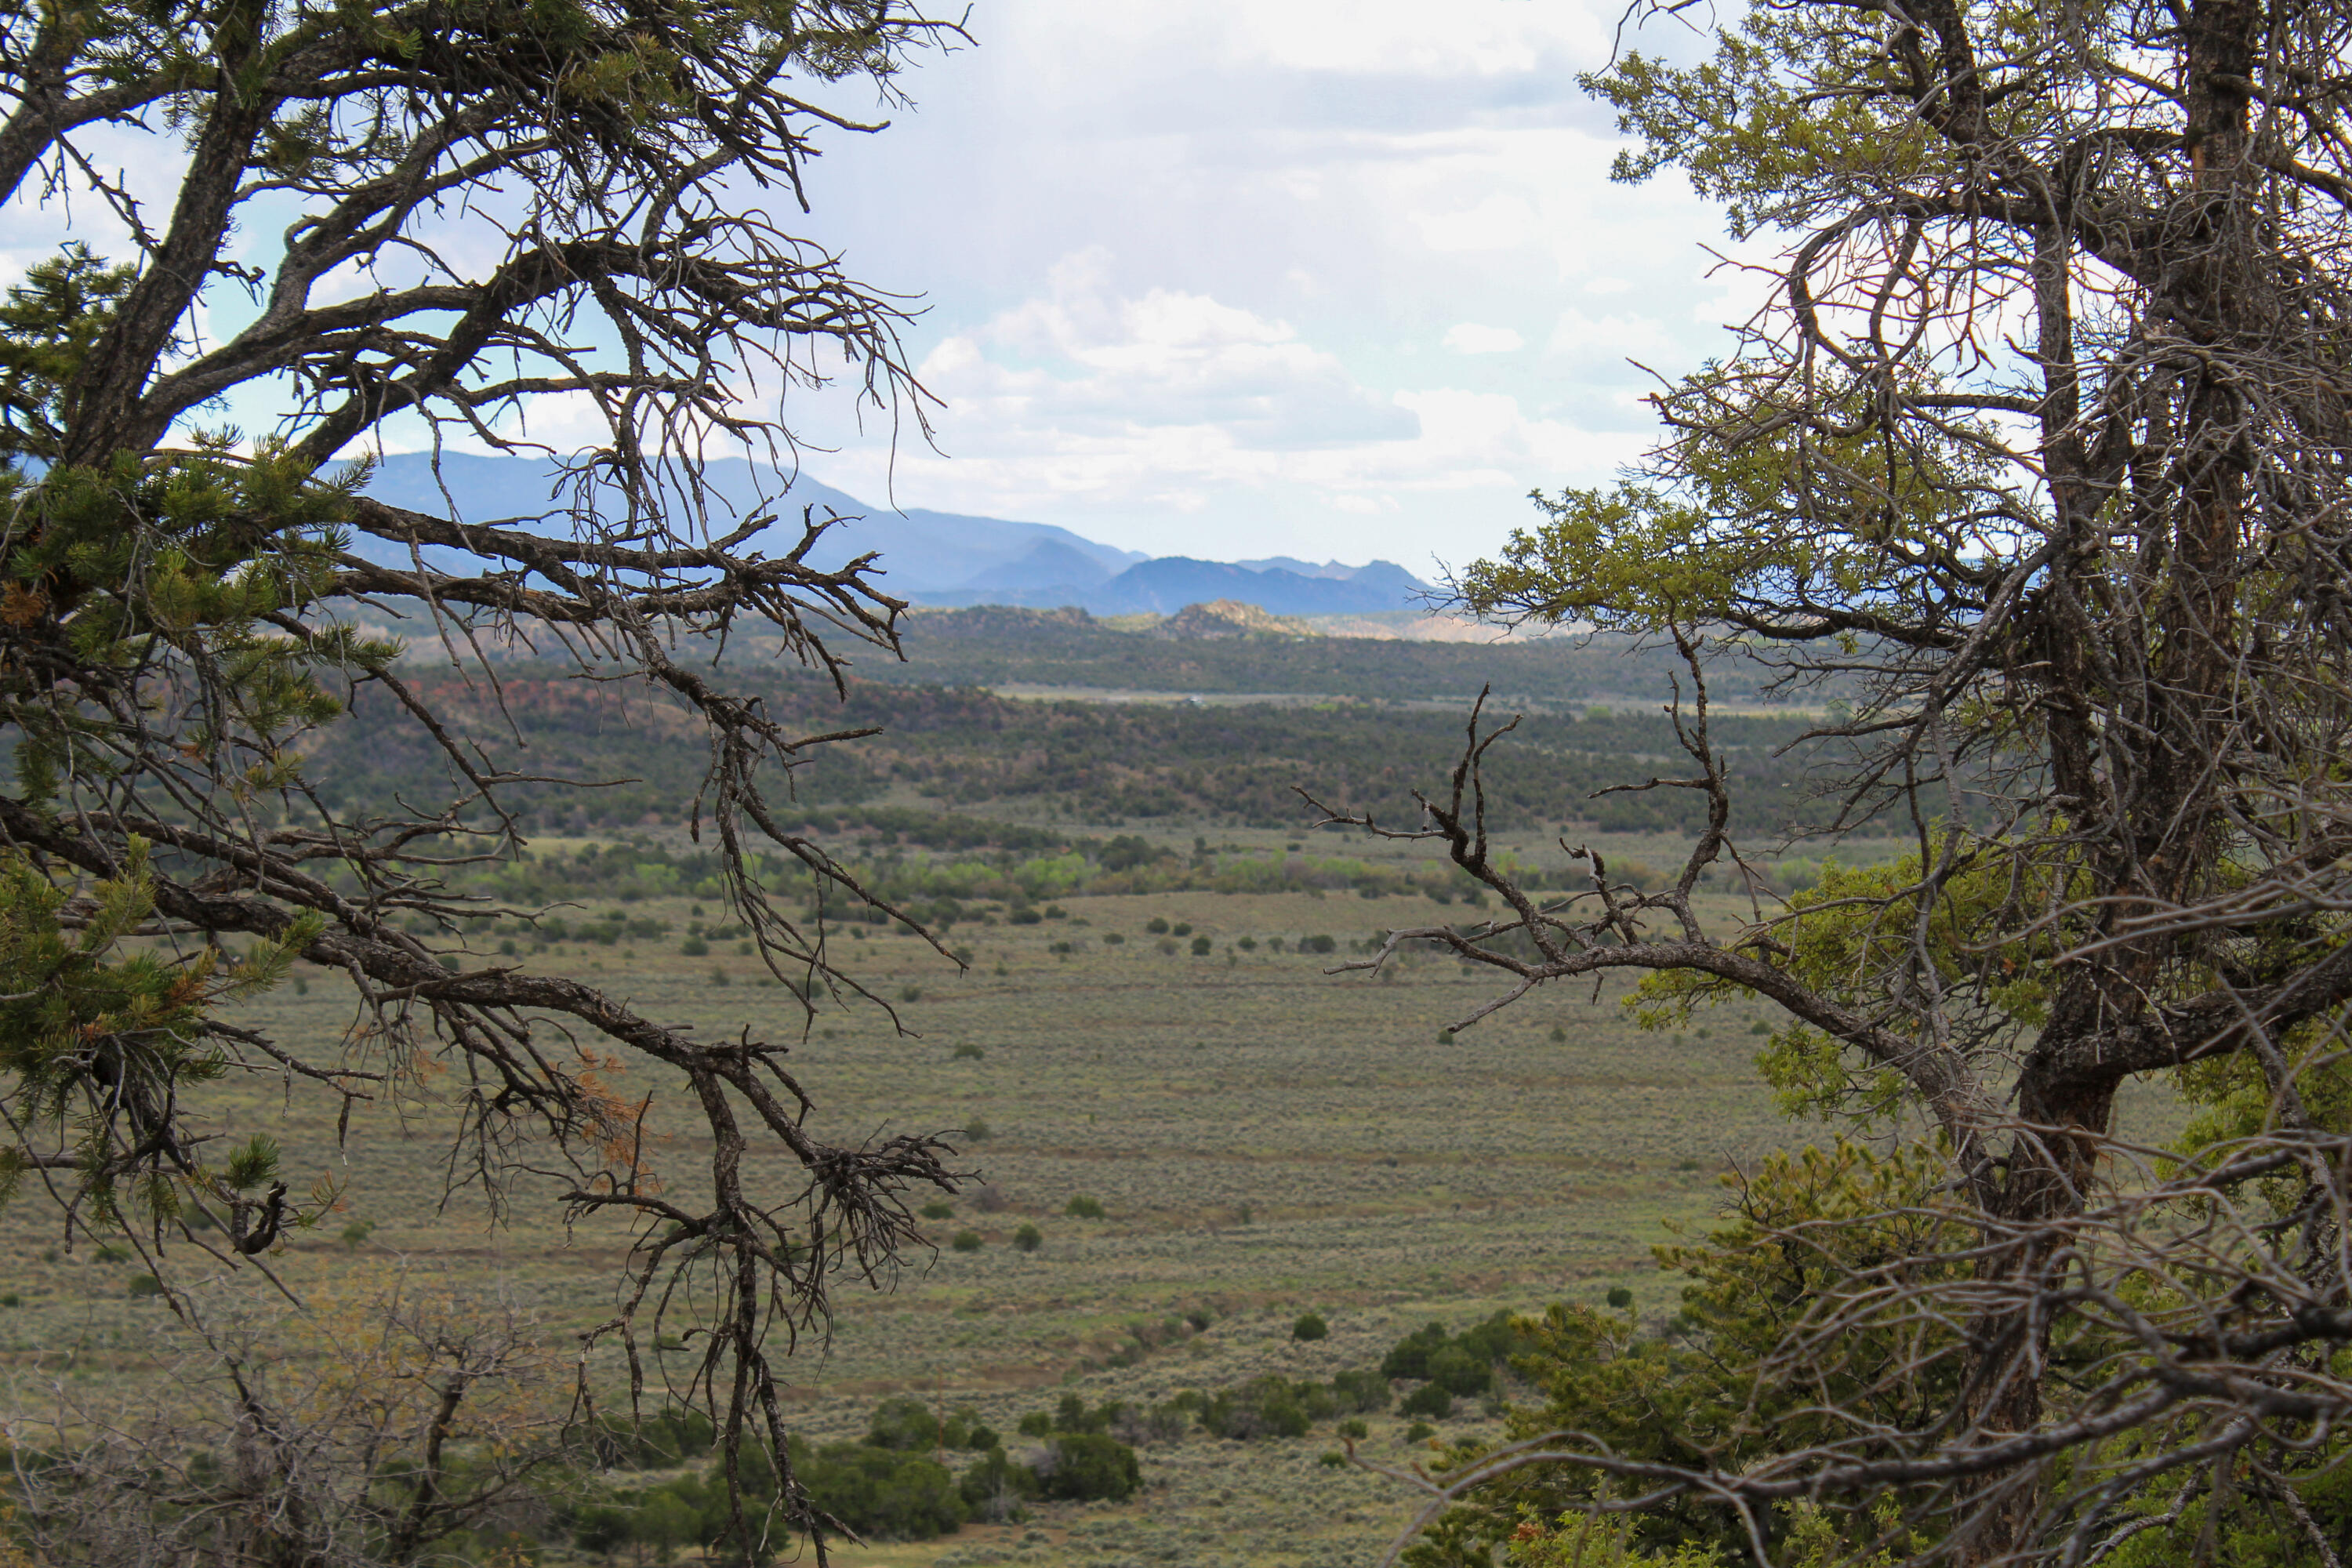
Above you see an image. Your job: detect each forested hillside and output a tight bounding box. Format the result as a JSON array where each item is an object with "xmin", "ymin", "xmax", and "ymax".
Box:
[
  {"xmin": 760, "ymin": 606, "xmax": 1810, "ymax": 706},
  {"xmin": 305, "ymin": 670, "xmax": 1846, "ymax": 839}
]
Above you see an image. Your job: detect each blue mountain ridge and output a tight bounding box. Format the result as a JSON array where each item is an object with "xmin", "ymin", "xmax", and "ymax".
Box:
[{"xmin": 354, "ymin": 452, "xmax": 1428, "ymax": 614}]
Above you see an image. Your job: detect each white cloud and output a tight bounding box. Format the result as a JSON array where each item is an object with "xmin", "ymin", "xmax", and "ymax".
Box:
[
  {"xmin": 0, "ymin": 0, "xmax": 1759, "ymax": 564},
  {"xmin": 925, "ymin": 248, "xmax": 1420, "ymax": 456},
  {"xmin": 800, "ymin": 251, "xmax": 1661, "ymax": 561},
  {"xmin": 1443, "ymin": 323, "xmax": 1526, "ymax": 354}
]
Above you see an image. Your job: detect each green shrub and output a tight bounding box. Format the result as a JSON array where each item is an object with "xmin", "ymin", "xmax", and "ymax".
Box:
[
  {"xmin": 126, "ymin": 1274, "xmax": 164, "ymax": 1298},
  {"xmin": 1300, "ymin": 933, "xmax": 1337, "ymax": 953},
  {"xmin": 1199, "ymin": 1375, "xmax": 1315, "ymax": 1440},
  {"xmin": 571, "ymin": 1475, "xmax": 717, "ymax": 1558},
  {"xmin": 582, "ymin": 1408, "xmax": 717, "ymax": 1470},
  {"xmin": 1331, "ymin": 1369, "xmax": 1390, "ymax": 1413},
  {"xmin": 1065, "ymin": 1195, "xmax": 1105, "ymax": 1218},
  {"xmin": 1377, "ymin": 1310, "xmax": 1525, "ymax": 1390},
  {"xmin": 1013, "ymin": 1223, "xmax": 1042, "ymax": 1252},
  {"xmin": 950, "ymin": 1230, "xmax": 982, "ymax": 1252},
  {"xmin": 920, "ymin": 1200, "xmax": 954, "ymax": 1220},
  {"xmin": 1033, "ymin": 1433, "xmax": 1139, "ymax": 1502},
  {"xmin": 951, "ymin": 1043, "xmax": 985, "ymax": 1060},
  {"xmin": 1145, "ymin": 916, "xmax": 1170, "ymax": 934},
  {"xmin": 1403, "ymin": 1421, "xmax": 1436, "ymax": 1443},
  {"xmin": 1426, "ymin": 1342, "xmax": 1492, "ymax": 1396},
  {"xmin": 866, "ymin": 1396, "xmax": 943, "ymax": 1452},
  {"xmin": 679, "ymin": 937, "xmax": 709, "ymax": 956},
  {"xmin": 1171, "ymin": 922, "xmax": 1193, "ymax": 936},
  {"xmin": 1606, "ymin": 1286, "xmax": 1635, "ymax": 1309},
  {"xmin": 1189, "ymin": 934, "xmax": 1212, "ymax": 956},
  {"xmin": 1380, "ymin": 1322, "xmax": 1450, "ymax": 1381},
  {"xmin": 1338, "ymin": 1418, "xmax": 1368, "ymax": 1440},
  {"xmin": 1291, "ymin": 1311, "xmax": 1329, "ymax": 1341},
  {"xmin": 793, "ymin": 1440, "xmax": 967, "ymax": 1539},
  {"xmin": 1398, "ymin": 1382, "xmax": 1454, "ymax": 1421},
  {"xmin": 959, "ymin": 1446, "xmax": 1033, "ymax": 1521}
]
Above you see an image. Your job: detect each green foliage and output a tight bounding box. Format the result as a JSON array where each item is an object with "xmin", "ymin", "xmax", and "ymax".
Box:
[
  {"xmin": 1291, "ymin": 1310, "xmax": 1329, "ymax": 1341},
  {"xmin": 0, "ymin": 246, "xmax": 137, "ymax": 464},
  {"xmin": 307, "ymin": 671, "xmax": 1838, "ymax": 839},
  {"xmin": 849, "ymin": 605, "xmax": 1795, "ymax": 709},
  {"xmin": 1032, "ymin": 1432, "xmax": 1140, "ymax": 1502},
  {"xmin": 957, "ymin": 1446, "xmax": 1033, "ymax": 1520},
  {"xmin": 1012, "ymin": 1223, "xmax": 1042, "ymax": 1252},
  {"xmin": 583, "ymin": 1408, "xmax": 717, "ymax": 1471},
  {"xmin": 0, "ymin": 837, "xmax": 323, "ymax": 1229},
  {"xmin": 1330, "ymin": 1369, "xmax": 1391, "ymax": 1414},
  {"xmin": 1064, "ymin": 1194, "xmax": 1106, "ymax": 1219},
  {"xmin": 789, "ymin": 1440, "xmax": 966, "ymax": 1541},
  {"xmin": 865, "ymin": 1397, "xmax": 996, "ymax": 1454},
  {"xmin": 1398, "ymin": 1382, "xmax": 1454, "ymax": 1421},
  {"xmin": 1423, "ymin": 1142, "xmax": 1967, "ymax": 1563},
  {"xmin": 1196, "ymin": 1375, "xmax": 1335, "ymax": 1440},
  {"xmin": 1627, "ymin": 835, "xmax": 2066, "ymax": 1128}
]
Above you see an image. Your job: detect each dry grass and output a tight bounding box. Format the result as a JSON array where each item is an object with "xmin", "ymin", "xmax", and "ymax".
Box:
[{"xmin": 0, "ymin": 858, "xmax": 2180, "ymax": 1565}]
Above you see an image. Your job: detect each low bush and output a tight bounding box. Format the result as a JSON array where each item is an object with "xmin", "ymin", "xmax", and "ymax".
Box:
[
  {"xmin": 1032, "ymin": 1432, "xmax": 1139, "ymax": 1502},
  {"xmin": 1291, "ymin": 1311, "xmax": 1329, "ymax": 1341},
  {"xmin": 581, "ymin": 1407, "xmax": 717, "ymax": 1470},
  {"xmin": 1013, "ymin": 1223, "xmax": 1042, "ymax": 1251},
  {"xmin": 1377, "ymin": 1310, "xmax": 1526, "ymax": 1392},
  {"xmin": 793, "ymin": 1440, "xmax": 967, "ymax": 1539},
  {"xmin": 1064, "ymin": 1195, "xmax": 1106, "ymax": 1218},
  {"xmin": 1398, "ymin": 1382, "xmax": 1454, "ymax": 1421},
  {"xmin": 1331, "ymin": 1368, "xmax": 1390, "ymax": 1414},
  {"xmin": 1198, "ymin": 1375, "xmax": 1332, "ymax": 1440},
  {"xmin": 958, "ymin": 1446, "xmax": 1032, "ymax": 1522}
]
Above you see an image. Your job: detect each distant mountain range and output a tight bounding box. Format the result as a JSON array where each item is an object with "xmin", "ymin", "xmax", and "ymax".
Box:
[{"xmin": 356, "ymin": 453, "xmax": 1429, "ymax": 615}]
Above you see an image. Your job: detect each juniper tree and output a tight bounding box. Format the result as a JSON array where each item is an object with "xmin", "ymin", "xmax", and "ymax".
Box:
[
  {"xmin": 1315, "ymin": 0, "xmax": 2352, "ymax": 1562},
  {"xmin": 0, "ymin": 0, "xmax": 967, "ymax": 1554}
]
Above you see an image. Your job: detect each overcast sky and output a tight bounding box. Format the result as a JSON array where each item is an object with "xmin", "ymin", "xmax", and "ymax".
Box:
[
  {"xmin": 5, "ymin": 0, "xmax": 1751, "ymax": 578},
  {"xmin": 774, "ymin": 0, "xmax": 1749, "ymax": 575}
]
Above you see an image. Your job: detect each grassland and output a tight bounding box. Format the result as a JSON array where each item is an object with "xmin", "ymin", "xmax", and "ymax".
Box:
[
  {"xmin": 0, "ymin": 612, "xmax": 2158, "ymax": 1566},
  {"xmin": 0, "ymin": 840, "xmax": 1808, "ymax": 1560},
  {"xmin": 0, "ymin": 824, "xmax": 2197, "ymax": 1568}
]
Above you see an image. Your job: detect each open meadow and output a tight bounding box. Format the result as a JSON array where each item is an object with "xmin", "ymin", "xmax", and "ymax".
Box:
[{"xmin": 0, "ymin": 811, "xmax": 2194, "ymax": 1568}]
